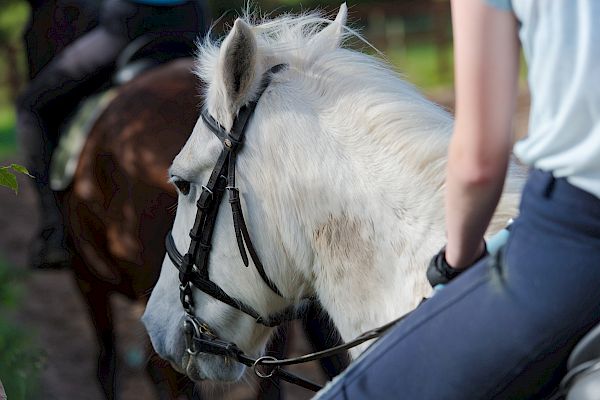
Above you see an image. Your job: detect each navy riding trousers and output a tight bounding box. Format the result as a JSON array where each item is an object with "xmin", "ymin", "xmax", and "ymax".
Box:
[{"xmin": 316, "ymin": 169, "xmax": 600, "ymax": 400}]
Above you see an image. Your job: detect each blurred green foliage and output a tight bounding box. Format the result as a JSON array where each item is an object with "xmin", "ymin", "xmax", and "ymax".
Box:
[
  {"xmin": 0, "ymin": 0, "xmax": 453, "ymax": 160},
  {"xmin": 0, "ymin": 259, "xmax": 42, "ymax": 400},
  {"xmin": 0, "ymin": 0, "xmax": 28, "ymax": 90},
  {"xmin": 207, "ymin": 0, "xmax": 420, "ymax": 15},
  {"xmin": 202, "ymin": 0, "xmax": 454, "ymax": 91},
  {"xmin": 0, "ymin": 0, "xmax": 28, "ymax": 160},
  {"xmin": 388, "ymin": 42, "xmax": 453, "ymax": 91},
  {"xmin": 0, "ymin": 4, "xmax": 40, "ymax": 395},
  {"xmin": 0, "ymin": 108, "xmax": 16, "ymax": 159},
  {"xmin": 207, "ymin": 0, "xmax": 340, "ymax": 18},
  {"xmin": 0, "ymin": 0, "xmax": 28, "ymax": 43}
]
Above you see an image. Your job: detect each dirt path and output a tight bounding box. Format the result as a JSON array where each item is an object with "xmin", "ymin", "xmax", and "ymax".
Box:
[{"xmin": 0, "ymin": 168, "xmax": 154, "ymax": 400}]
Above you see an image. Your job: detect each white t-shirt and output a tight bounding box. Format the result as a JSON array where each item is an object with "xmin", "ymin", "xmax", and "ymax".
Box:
[{"xmin": 486, "ymin": 0, "xmax": 600, "ymax": 199}]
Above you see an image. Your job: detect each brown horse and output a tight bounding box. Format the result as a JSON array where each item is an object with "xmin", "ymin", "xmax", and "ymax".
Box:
[{"xmin": 60, "ymin": 58, "xmax": 199, "ymax": 399}]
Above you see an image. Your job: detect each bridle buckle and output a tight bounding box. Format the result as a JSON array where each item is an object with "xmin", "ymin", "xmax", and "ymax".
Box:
[{"xmin": 201, "ymin": 185, "xmax": 213, "ymax": 196}]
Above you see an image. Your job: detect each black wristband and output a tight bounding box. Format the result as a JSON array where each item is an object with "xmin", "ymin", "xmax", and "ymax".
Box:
[
  {"xmin": 426, "ymin": 242, "xmax": 488, "ymax": 288},
  {"xmin": 426, "ymin": 248, "xmax": 460, "ymax": 287}
]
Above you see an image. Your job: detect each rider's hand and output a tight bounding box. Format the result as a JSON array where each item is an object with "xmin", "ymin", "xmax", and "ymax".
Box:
[{"xmin": 426, "ymin": 241, "xmax": 488, "ymax": 287}]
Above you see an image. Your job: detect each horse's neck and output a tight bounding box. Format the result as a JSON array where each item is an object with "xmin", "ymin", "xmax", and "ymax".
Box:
[
  {"xmin": 306, "ymin": 130, "xmax": 521, "ymax": 354},
  {"xmin": 254, "ymin": 73, "xmax": 474, "ymax": 351},
  {"xmin": 303, "ymin": 107, "xmax": 452, "ymax": 354},
  {"xmin": 311, "ymin": 195, "xmax": 446, "ymax": 356}
]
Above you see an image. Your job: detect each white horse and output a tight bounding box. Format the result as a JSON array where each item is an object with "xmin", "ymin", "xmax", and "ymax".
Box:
[{"xmin": 142, "ymin": 4, "xmax": 523, "ymax": 384}]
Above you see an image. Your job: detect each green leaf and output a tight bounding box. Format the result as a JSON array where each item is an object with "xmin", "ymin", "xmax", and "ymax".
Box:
[
  {"xmin": 10, "ymin": 164, "xmax": 33, "ymax": 177},
  {"xmin": 0, "ymin": 168, "xmax": 18, "ymax": 194}
]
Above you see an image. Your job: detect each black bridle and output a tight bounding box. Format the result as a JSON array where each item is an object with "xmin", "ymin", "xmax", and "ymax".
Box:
[
  {"xmin": 165, "ymin": 64, "xmax": 410, "ymax": 392},
  {"xmin": 167, "ymin": 64, "xmax": 306, "ymax": 323}
]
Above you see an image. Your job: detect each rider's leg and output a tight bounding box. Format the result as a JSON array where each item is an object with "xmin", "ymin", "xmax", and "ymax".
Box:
[
  {"xmin": 22, "ymin": 0, "xmax": 101, "ymax": 80},
  {"xmin": 315, "ymin": 169, "xmax": 600, "ymax": 400},
  {"xmin": 17, "ymin": 25, "xmax": 128, "ymax": 269}
]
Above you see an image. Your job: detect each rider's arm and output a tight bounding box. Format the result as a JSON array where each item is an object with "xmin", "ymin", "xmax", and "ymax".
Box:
[{"xmin": 444, "ymin": 0, "xmax": 520, "ymax": 269}]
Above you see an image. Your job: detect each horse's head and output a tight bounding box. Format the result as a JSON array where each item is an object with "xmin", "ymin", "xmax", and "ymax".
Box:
[{"xmin": 143, "ymin": 5, "xmax": 358, "ymax": 382}]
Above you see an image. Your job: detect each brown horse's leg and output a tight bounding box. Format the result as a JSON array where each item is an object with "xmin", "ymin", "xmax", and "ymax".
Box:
[
  {"xmin": 257, "ymin": 324, "xmax": 288, "ymax": 400},
  {"xmin": 302, "ymin": 303, "xmax": 350, "ymax": 379},
  {"xmin": 260, "ymin": 311, "xmax": 348, "ymax": 400},
  {"xmin": 73, "ymin": 268, "xmax": 117, "ymax": 400}
]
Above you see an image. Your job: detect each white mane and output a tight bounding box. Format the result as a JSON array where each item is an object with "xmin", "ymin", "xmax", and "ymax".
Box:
[{"xmin": 195, "ymin": 9, "xmax": 453, "ymax": 146}]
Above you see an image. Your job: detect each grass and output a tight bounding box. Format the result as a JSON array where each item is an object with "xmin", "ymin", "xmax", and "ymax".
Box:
[
  {"xmin": 0, "ymin": 107, "xmax": 16, "ymax": 160},
  {"xmin": 0, "ymin": 258, "xmax": 41, "ymax": 400}
]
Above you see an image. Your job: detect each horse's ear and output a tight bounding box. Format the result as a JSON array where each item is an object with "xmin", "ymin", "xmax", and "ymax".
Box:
[
  {"xmin": 310, "ymin": 3, "xmax": 348, "ymax": 51},
  {"xmin": 219, "ymin": 18, "xmax": 258, "ymax": 108}
]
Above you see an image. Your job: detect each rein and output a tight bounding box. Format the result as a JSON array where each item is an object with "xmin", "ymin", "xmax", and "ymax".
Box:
[
  {"xmin": 165, "ymin": 64, "xmax": 413, "ymax": 392},
  {"xmin": 180, "ymin": 301, "xmax": 412, "ymax": 392}
]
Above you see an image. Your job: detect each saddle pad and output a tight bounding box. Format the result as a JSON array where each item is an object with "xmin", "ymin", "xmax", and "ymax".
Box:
[{"xmin": 50, "ymin": 89, "xmax": 117, "ymax": 191}]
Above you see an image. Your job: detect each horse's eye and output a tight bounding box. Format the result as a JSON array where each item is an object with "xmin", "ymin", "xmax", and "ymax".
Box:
[{"xmin": 173, "ymin": 179, "xmax": 191, "ymax": 196}]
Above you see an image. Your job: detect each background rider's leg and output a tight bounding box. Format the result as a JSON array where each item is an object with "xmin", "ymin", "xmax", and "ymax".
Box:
[{"xmin": 17, "ymin": 26, "xmax": 128, "ymax": 269}]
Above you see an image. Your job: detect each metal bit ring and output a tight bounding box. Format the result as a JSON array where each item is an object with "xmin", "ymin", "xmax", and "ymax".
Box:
[
  {"xmin": 253, "ymin": 355, "xmax": 278, "ymax": 379},
  {"xmin": 183, "ymin": 318, "xmax": 200, "ymax": 355}
]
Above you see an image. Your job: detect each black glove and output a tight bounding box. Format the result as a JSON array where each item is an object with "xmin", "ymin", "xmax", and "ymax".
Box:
[{"xmin": 427, "ymin": 242, "xmax": 488, "ymax": 288}]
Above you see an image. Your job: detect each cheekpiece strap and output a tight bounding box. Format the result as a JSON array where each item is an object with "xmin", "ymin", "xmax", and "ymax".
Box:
[{"xmin": 174, "ymin": 64, "xmax": 292, "ymax": 326}]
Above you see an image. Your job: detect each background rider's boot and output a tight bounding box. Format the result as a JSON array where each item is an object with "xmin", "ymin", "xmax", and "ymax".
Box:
[
  {"xmin": 29, "ymin": 186, "xmax": 70, "ymax": 270},
  {"xmin": 18, "ymin": 109, "xmax": 71, "ymax": 270}
]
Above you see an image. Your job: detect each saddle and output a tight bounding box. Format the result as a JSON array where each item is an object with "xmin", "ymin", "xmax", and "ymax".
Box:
[
  {"xmin": 562, "ymin": 322, "xmax": 600, "ymax": 399},
  {"xmin": 50, "ymin": 33, "xmax": 196, "ymax": 191}
]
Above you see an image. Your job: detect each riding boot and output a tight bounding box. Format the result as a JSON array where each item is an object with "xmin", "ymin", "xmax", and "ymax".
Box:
[
  {"xmin": 31, "ymin": 185, "xmax": 70, "ymax": 270},
  {"xmin": 17, "ymin": 109, "xmax": 70, "ymax": 270}
]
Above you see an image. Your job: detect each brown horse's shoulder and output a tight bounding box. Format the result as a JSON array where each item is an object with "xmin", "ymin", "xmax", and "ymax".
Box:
[{"xmin": 92, "ymin": 59, "xmax": 199, "ymax": 184}]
